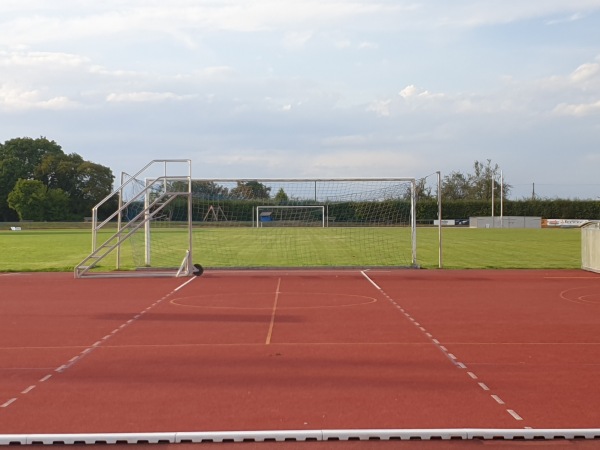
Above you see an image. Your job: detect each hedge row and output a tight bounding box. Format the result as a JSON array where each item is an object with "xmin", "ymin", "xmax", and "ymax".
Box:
[
  {"xmin": 418, "ymin": 199, "xmax": 600, "ymax": 220},
  {"xmin": 154, "ymin": 198, "xmax": 600, "ymax": 223}
]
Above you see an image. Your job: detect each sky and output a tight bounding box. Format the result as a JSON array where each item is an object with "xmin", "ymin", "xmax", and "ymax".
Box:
[{"xmin": 1, "ymin": 1, "xmax": 600, "ymax": 200}]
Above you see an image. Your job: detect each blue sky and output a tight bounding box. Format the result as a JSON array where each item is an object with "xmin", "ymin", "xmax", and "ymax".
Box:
[{"xmin": 2, "ymin": 1, "xmax": 600, "ymax": 199}]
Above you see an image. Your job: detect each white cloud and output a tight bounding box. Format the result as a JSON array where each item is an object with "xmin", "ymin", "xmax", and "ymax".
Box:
[
  {"xmin": 0, "ymin": 50, "xmax": 88, "ymax": 67},
  {"xmin": 366, "ymin": 99, "xmax": 392, "ymax": 117},
  {"xmin": 2, "ymin": 1, "xmax": 600, "ymax": 199},
  {"xmin": 546, "ymin": 12, "xmax": 586, "ymax": 25},
  {"xmin": 106, "ymin": 91, "xmax": 192, "ymax": 103},
  {"xmin": 357, "ymin": 41, "xmax": 378, "ymax": 50},
  {"xmin": 570, "ymin": 62, "xmax": 600, "ymax": 83},
  {"xmin": 553, "ymin": 100, "xmax": 600, "ymax": 117},
  {"xmin": 282, "ymin": 31, "xmax": 314, "ymax": 49},
  {"xmin": 2, "ymin": 0, "xmax": 600, "ymax": 54},
  {"xmin": 312, "ymin": 150, "xmax": 421, "ymax": 176},
  {"xmin": 399, "ymin": 85, "xmax": 418, "ymax": 98},
  {"xmin": 0, "ymin": 84, "xmax": 79, "ymax": 111},
  {"xmin": 423, "ymin": 0, "xmax": 600, "ymax": 28},
  {"xmin": 0, "ymin": 1, "xmax": 413, "ymax": 49}
]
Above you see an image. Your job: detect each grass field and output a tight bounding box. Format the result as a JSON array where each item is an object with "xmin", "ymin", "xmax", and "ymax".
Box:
[{"xmin": 0, "ymin": 225, "xmax": 582, "ymax": 272}]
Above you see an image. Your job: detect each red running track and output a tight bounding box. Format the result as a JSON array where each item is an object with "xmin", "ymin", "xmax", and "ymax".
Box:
[{"xmin": 1, "ymin": 269, "xmax": 600, "ymax": 443}]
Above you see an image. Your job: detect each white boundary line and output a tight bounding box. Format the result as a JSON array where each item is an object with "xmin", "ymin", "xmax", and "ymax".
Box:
[
  {"xmin": 2, "ymin": 429, "xmax": 600, "ymax": 444},
  {"xmin": 0, "ymin": 277, "xmax": 197, "ymax": 416},
  {"xmin": 359, "ymin": 270, "xmax": 529, "ymax": 425}
]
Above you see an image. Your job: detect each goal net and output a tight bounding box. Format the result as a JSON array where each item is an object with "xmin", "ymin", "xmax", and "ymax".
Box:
[{"xmin": 189, "ymin": 178, "xmax": 417, "ymax": 269}]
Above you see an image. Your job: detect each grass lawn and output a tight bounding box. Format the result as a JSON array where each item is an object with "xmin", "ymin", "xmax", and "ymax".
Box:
[{"xmin": 0, "ymin": 225, "xmax": 582, "ymax": 272}]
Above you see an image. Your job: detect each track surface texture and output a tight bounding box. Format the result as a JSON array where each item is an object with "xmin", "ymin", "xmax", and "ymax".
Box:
[{"xmin": 1, "ymin": 269, "xmax": 600, "ymax": 448}]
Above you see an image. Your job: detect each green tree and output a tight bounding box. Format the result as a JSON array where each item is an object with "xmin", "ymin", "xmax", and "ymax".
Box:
[
  {"xmin": 470, "ymin": 159, "xmax": 511, "ymax": 200},
  {"xmin": 191, "ymin": 181, "xmax": 230, "ymax": 199},
  {"xmin": 442, "ymin": 160, "xmax": 511, "ymax": 201},
  {"xmin": 230, "ymin": 181, "xmax": 271, "ymax": 199},
  {"xmin": 34, "ymin": 153, "xmax": 114, "ymax": 217},
  {"xmin": 0, "ymin": 137, "xmax": 63, "ymax": 220},
  {"xmin": 274, "ymin": 188, "xmax": 289, "ymax": 204},
  {"xmin": 44, "ymin": 188, "xmax": 71, "ymax": 221},
  {"xmin": 441, "ymin": 171, "xmax": 472, "ymax": 200},
  {"xmin": 1, "ymin": 137, "xmax": 115, "ymax": 220},
  {"xmin": 0, "ymin": 156, "xmax": 22, "ymax": 221},
  {"xmin": 403, "ymin": 178, "xmax": 433, "ymax": 200},
  {"xmin": 7, "ymin": 179, "xmax": 70, "ymax": 221}
]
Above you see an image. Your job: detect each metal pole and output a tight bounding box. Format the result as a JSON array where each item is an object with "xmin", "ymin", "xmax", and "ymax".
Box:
[
  {"xmin": 116, "ymin": 172, "xmax": 125, "ymax": 270},
  {"xmin": 491, "ymin": 172, "xmax": 495, "ymax": 227},
  {"xmin": 500, "ymin": 170, "xmax": 504, "ymax": 229},
  {"xmin": 144, "ymin": 178, "xmax": 151, "ymax": 266},
  {"xmin": 437, "ymin": 171, "xmax": 443, "ymax": 269},
  {"xmin": 187, "ymin": 160, "xmax": 193, "ymax": 274},
  {"xmin": 411, "ymin": 179, "xmax": 417, "ymax": 267}
]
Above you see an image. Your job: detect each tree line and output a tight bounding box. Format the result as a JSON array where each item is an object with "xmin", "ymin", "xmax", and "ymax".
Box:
[
  {"xmin": 0, "ymin": 137, "xmax": 115, "ymax": 221},
  {"xmin": 1, "ymin": 137, "xmax": 597, "ymax": 222}
]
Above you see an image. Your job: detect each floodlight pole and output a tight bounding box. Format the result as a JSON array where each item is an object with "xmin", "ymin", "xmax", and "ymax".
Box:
[
  {"xmin": 500, "ymin": 170, "xmax": 504, "ymax": 229},
  {"xmin": 491, "ymin": 173, "xmax": 495, "ymax": 227}
]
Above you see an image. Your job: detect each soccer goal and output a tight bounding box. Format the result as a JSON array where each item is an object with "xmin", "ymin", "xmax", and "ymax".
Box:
[
  {"xmin": 191, "ymin": 178, "xmax": 418, "ymax": 269},
  {"xmin": 582, "ymin": 221, "xmax": 600, "ymax": 273},
  {"xmin": 75, "ymin": 163, "xmax": 419, "ymax": 277},
  {"xmin": 256, "ymin": 206, "xmax": 326, "ymax": 228}
]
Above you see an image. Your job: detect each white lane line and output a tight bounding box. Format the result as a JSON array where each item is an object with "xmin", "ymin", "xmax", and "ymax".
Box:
[
  {"xmin": 359, "ymin": 270, "xmax": 524, "ymax": 420},
  {"xmin": 492, "ymin": 395, "xmax": 505, "ymax": 405},
  {"xmin": 265, "ymin": 278, "xmax": 282, "ymax": 345},
  {"xmin": 507, "ymin": 409, "xmax": 524, "ymax": 421},
  {"xmin": 1, "ymin": 398, "xmax": 17, "ymax": 408},
  {"xmin": 360, "ymin": 271, "xmax": 383, "ymax": 290},
  {"xmin": 175, "ymin": 276, "xmax": 196, "ymax": 291},
  {"xmin": 4, "ymin": 276, "xmax": 199, "ymax": 413}
]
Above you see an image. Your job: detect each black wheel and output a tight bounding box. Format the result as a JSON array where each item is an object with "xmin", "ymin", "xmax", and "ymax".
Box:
[{"xmin": 193, "ymin": 263, "xmax": 204, "ymax": 277}]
